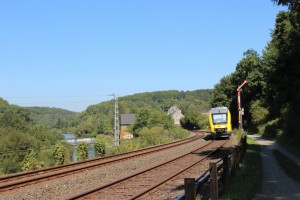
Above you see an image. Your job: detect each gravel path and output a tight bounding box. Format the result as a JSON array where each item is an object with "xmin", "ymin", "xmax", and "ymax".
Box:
[{"xmin": 248, "ymin": 135, "xmax": 300, "ymax": 200}]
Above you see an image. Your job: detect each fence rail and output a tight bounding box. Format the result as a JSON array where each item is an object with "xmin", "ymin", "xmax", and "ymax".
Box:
[{"xmin": 175, "ymin": 136, "xmax": 247, "ymax": 200}]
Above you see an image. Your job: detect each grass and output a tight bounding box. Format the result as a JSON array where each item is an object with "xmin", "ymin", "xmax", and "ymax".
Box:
[
  {"xmin": 219, "ymin": 137, "xmax": 262, "ymax": 200},
  {"xmin": 272, "ymin": 149, "xmax": 300, "ymax": 182}
]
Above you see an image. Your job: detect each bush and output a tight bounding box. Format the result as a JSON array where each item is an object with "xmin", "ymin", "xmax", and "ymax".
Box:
[
  {"xmin": 94, "ymin": 138, "xmax": 106, "ymax": 157},
  {"xmin": 180, "ymin": 110, "xmax": 208, "ymax": 130},
  {"xmin": 96, "ymin": 134, "xmax": 114, "ymax": 146},
  {"xmin": 250, "ymin": 100, "xmax": 269, "ymax": 126},
  {"xmin": 52, "ymin": 143, "xmax": 66, "ymax": 166},
  {"xmin": 258, "ymin": 118, "xmax": 281, "ymax": 139},
  {"xmin": 0, "ymin": 158, "xmax": 20, "ymax": 174},
  {"xmin": 170, "ymin": 127, "xmax": 189, "ymax": 139},
  {"xmin": 139, "ymin": 127, "xmax": 171, "ymax": 146},
  {"xmin": 21, "ymin": 150, "xmax": 44, "ymax": 172},
  {"xmin": 232, "ymin": 129, "xmax": 247, "ymax": 141},
  {"xmin": 108, "ymin": 127, "xmax": 189, "ymax": 155},
  {"xmin": 76, "ymin": 142, "xmax": 89, "ymax": 161}
]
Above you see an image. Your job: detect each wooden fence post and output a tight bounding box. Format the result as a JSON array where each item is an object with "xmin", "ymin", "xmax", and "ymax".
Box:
[
  {"xmin": 210, "ymin": 162, "xmax": 218, "ymax": 200},
  {"xmin": 223, "ymin": 156, "xmax": 229, "ymax": 192},
  {"xmin": 184, "ymin": 178, "xmax": 196, "ymax": 200},
  {"xmin": 231, "ymin": 148, "xmax": 238, "ymax": 175}
]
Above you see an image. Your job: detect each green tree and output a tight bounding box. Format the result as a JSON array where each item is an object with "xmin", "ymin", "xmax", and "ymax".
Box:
[
  {"xmin": 180, "ymin": 110, "xmax": 208, "ymax": 130},
  {"xmin": 264, "ymin": 2, "xmax": 300, "ymax": 137},
  {"xmin": 210, "ymin": 75, "xmax": 234, "ymax": 108},
  {"xmin": 76, "ymin": 142, "xmax": 89, "ymax": 161},
  {"xmin": 132, "ymin": 108, "xmax": 174, "ymax": 136},
  {"xmin": 139, "ymin": 127, "xmax": 170, "ymax": 145},
  {"xmin": 211, "ymin": 49, "xmax": 267, "ymax": 130},
  {"xmin": 94, "ymin": 138, "xmax": 106, "ymax": 157},
  {"xmin": 52, "ymin": 143, "xmax": 66, "ymax": 166},
  {"xmin": 21, "ymin": 150, "xmax": 43, "ymax": 172}
]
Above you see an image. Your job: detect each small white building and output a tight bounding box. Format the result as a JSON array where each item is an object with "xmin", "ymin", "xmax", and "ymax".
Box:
[{"xmin": 167, "ymin": 106, "xmax": 184, "ymax": 126}]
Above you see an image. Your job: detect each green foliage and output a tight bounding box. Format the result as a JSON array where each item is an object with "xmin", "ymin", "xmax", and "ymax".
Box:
[
  {"xmin": 210, "ymin": 75, "xmax": 234, "ymax": 108},
  {"xmin": 21, "ymin": 151, "xmax": 44, "ymax": 172},
  {"xmin": 180, "ymin": 110, "xmax": 208, "ymax": 130},
  {"xmin": 0, "ymin": 157, "xmax": 19, "ymax": 175},
  {"xmin": 210, "ymin": 1, "xmax": 300, "ymax": 146},
  {"xmin": 139, "ymin": 127, "xmax": 171, "ymax": 146},
  {"xmin": 109, "ymin": 126, "xmax": 189, "ymax": 155},
  {"xmin": 263, "ymin": 2, "xmax": 300, "ymax": 139},
  {"xmin": 108, "ymin": 138, "xmax": 143, "ymax": 155},
  {"xmin": 258, "ymin": 118, "xmax": 282, "ymax": 139},
  {"xmin": 277, "ymin": 133, "xmax": 300, "ymax": 159},
  {"xmin": 94, "ymin": 138, "xmax": 106, "ymax": 157},
  {"xmin": 132, "ymin": 108, "xmax": 174, "ymax": 136},
  {"xmin": 96, "ymin": 134, "xmax": 114, "ymax": 146},
  {"xmin": 171, "ymin": 126, "xmax": 190, "ymax": 139},
  {"xmin": 74, "ymin": 90, "xmax": 212, "ymax": 137},
  {"xmin": 76, "ymin": 142, "xmax": 89, "ymax": 161},
  {"xmin": 210, "ymin": 49, "xmax": 268, "ymax": 129},
  {"xmin": 52, "ymin": 143, "xmax": 66, "ymax": 166},
  {"xmin": 250, "ymin": 100, "xmax": 269, "ymax": 127},
  {"xmin": 24, "ymin": 107, "xmax": 77, "ymax": 130},
  {"xmin": 0, "ymin": 99, "xmax": 66, "ymax": 174},
  {"xmin": 232, "ymin": 129, "xmax": 247, "ymax": 142}
]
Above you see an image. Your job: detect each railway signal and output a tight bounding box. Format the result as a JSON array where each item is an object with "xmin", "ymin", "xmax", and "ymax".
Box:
[{"xmin": 237, "ymin": 80, "xmax": 247, "ymax": 130}]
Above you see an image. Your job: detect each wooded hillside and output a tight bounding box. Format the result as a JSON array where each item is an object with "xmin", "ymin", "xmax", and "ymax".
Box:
[
  {"xmin": 24, "ymin": 107, "xmax": 77, "ymax": 129},
  {"xmin": 73, "ymin": 89, "xmax": 213, "ymax": 137}
]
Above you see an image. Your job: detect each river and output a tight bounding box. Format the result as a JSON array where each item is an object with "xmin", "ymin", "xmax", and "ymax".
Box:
[{"xmin": 63, "ymin": 133, "xmax": 95, "ymax": 161}]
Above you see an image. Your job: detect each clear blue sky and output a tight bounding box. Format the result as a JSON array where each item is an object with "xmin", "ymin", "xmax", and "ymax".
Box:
[{"xmin": 0, "ymin": 0, "xmax": 286, "ymax": 112}]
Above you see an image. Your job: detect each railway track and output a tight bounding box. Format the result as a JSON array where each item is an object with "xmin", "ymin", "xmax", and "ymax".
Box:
[
  {"xmin": 0, "ymin": 131, "xmax": 206, "ymax": 192},
  {"xmin": 66, "ymin": 139, "xmax": 229, "ymax": 200}
]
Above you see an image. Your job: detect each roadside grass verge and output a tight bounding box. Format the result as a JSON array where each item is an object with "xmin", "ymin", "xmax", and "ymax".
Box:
[
  {"xmin": 219, "ymin": 137, "xmax": 262, "ymax": 200},
  {"xmin": 273, "ymin": 149, "xmax": 300, "ymax": 182},
  {"xmin": 277, "ymin": 135, "xmax": 300, "ymax": 159}
]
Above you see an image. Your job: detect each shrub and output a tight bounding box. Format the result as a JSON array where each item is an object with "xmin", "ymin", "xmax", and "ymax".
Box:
[
  {"xmin": 139, "ymin": 127, "xmax": 170, "ymax": 146},
  {"xmin": 258, "ymin": 118, "xmax": 281, "ymax": 139},
  {"xmin": 94, "ymin": 138, "xmax": 106, "ymax": 157},
  {"xmin": 76, "ymin": 142, "xmax": 89, "ymax": 161},
  {"xmin": 170, "ymin": 127, "xmax": 189, "ymax": 139},
  {"xmin": 232, "ymin": 129, "xmax": 247, "ymax": 142},
  {"xmin": 21, "ymin": 150, "xmax": 44, "ymax": 171},
  {"xmin": 52, "ymin": 143, "xmax": 66, "ymax": 166}
]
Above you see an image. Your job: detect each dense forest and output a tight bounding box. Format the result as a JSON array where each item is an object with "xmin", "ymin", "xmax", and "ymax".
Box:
[
  {"xmin": 210, "ymin": 0, "xmax": 300, "ymax": 145},
  {"xmin": 24, "ymin": 107, "xmax": 77, "ymax": 129}
]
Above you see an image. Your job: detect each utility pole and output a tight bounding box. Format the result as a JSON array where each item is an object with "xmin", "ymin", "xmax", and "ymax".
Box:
[
  {"xmin": 237, "ymin": 80, "xmax": 247, "ymax": 130},
  {"xmin": 109, "ymin": 94, "xmax": 119, "ymax": 146}
]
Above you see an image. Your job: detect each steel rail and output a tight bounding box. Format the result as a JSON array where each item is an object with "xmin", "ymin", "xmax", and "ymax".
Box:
[
  {"xmin": 131, "ymin": 140, "xmax": 229, "ymax": 199},
  {"xmin": 0, "ymin": 132, "xmax": 205, "ymax": 191},
  {"xmin": 65, "ymin": 139, "xmax": 227, "ymax": 200}
]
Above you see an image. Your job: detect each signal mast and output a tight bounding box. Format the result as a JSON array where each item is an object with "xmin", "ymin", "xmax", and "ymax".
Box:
[{"xmin": 237, "ymin": 80, "xmax": 247, "ymax": 130}]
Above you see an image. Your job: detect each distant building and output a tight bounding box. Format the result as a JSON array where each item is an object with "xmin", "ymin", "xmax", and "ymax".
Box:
[
  {"xmin": 120, "ymin": 114, "xmax": 136, "ymax": 139},
  {"xmin": 167, "ymin": 106, "xmax": 184, "ymax": 126}
]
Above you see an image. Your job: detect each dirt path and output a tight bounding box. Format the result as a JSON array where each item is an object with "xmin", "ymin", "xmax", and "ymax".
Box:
[{"xmin": 248, "ymin": 135, "xmax": 300, "ymax": 200}]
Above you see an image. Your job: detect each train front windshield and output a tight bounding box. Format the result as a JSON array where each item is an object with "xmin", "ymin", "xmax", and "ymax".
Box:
[{"xmin": 212, "ymin": 113, "xmax": 227, "ymax": 124}]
